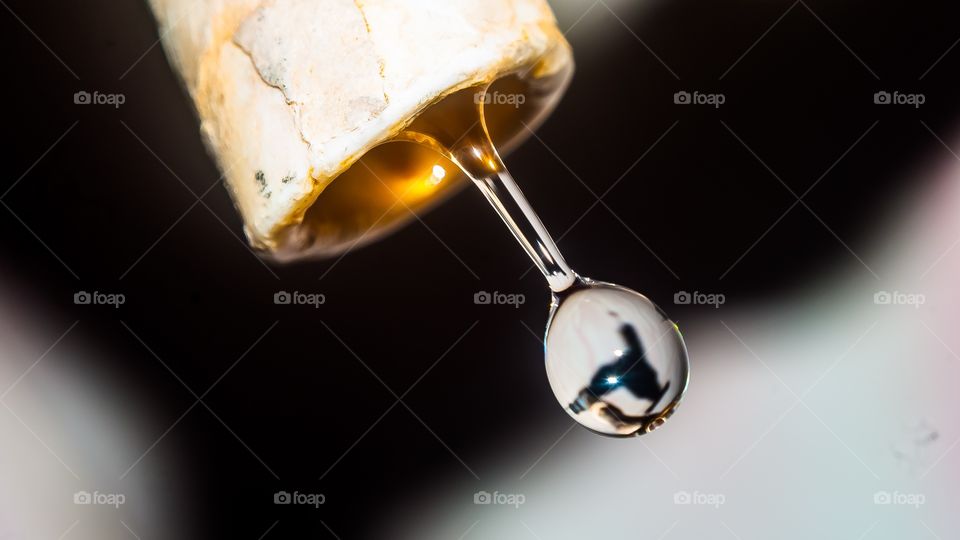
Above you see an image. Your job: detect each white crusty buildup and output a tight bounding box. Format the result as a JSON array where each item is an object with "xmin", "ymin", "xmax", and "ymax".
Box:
[{"xmin": 148, "ymin": 0, "xmax": 572, "ymax": 259}]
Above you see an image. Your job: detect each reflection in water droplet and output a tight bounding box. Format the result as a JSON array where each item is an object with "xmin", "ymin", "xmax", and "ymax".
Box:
[
  {"xmin": 403, "ymin": 83, "xmax": 690, "ymax": 437},
  {"xmin": 546, "ymin": 280, "xmax": 689, "ymax": 437}
]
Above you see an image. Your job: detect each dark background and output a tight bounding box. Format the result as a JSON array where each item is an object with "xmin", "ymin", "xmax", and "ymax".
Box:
[{"xmin": 2, "ymin": 0, "xmax": 959, "ymax": 537}]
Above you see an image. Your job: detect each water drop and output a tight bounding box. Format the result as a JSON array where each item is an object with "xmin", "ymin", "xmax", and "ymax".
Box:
[
  {"xmin": 403, "ymin": 83, "xmax": 690, "ymax": 437},
  {"xmin": 546, "ymin": 279, "xmax": 688, "ymax": 436}
]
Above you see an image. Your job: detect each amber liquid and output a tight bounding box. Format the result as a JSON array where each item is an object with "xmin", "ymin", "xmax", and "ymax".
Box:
[
  {"xmin": 286, "ymin": 64, "xmax": 571, "ymax": 260},
  {"xmin": 399, "ymin": 84, "xmax": 576, "ymax": 291}
]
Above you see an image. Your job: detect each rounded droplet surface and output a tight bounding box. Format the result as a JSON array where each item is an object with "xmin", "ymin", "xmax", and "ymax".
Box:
[{"xmin": 545, "ymin": 281, "xmax": 689, "ymax": 437}]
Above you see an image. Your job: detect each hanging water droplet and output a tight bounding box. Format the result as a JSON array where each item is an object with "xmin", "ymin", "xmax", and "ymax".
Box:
[
  {"xmin": 403, "ymin": 83, "xmax": 690, "ymax": 437},
  {"xmin": 546, "ymin": 279, "xmax": 689, "ymax": 437}
]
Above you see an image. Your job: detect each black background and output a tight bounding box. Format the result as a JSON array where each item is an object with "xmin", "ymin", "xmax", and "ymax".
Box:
[{"xmin": 2, "ymin": 0, "xmax": 959, "ymax": 537}]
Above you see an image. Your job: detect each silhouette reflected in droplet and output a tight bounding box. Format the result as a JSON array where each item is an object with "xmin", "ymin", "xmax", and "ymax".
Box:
[
  {"xmin": 401, "ymin": 84, "xmax": 689, "ymax": 437},
  {"xmin": 546, "ymin": 282, "xmax": 688, "ymax": 436},
  {"xmin": 568, "ymin": 321, "xmax": 671, "ymax": 415}
]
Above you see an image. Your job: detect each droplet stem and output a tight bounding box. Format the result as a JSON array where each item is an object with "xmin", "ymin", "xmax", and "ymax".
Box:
[
  {"xmin": 449, "ymin": 123, "xmax": 576, "ymax": 293},
  {"xmin": 401, "ymin": 87, "xmax": 577, "ymax": 292}
]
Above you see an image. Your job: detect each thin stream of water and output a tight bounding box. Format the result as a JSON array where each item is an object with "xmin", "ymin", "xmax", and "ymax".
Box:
[{"xmin": 401, "ymin": 86, "xmax": 690, "ymax": 437}]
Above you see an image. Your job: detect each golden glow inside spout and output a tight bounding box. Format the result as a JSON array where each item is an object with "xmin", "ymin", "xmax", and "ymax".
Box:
[{"xmin": 399, "ymin": 162, "xmax": 449, "ymax": 200}]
